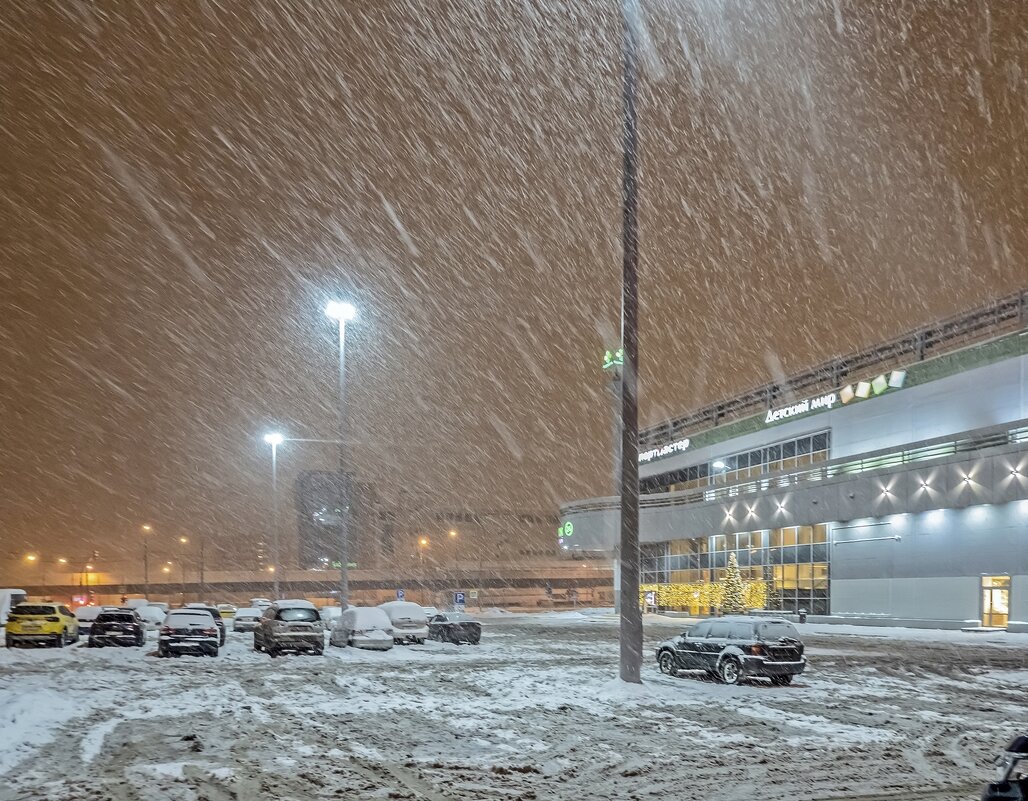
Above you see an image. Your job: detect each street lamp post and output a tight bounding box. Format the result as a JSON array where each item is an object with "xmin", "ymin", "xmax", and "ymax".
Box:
[
  {"xmin": 264, "ymin": 432, "xmax": 284, "ymax": 599},
  {"xmin": 325, "ymin": 300, "xmax": 357, "ymax": 606},
  {"xmin": 178, "ymin": 536, "xmax": 189, "ymax": 602},
  {"xmin": 141, "ymin": 524, "xmax": 152, "ymax": 598},
  {"xmin": 448, "ymin": 529, "xmax": 458, "ymax": 568},
  {"xmin": 618, "ymin": 0, "xmax": 643, "ymax": 684}
]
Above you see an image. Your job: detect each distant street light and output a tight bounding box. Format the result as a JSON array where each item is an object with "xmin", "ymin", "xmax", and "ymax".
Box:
[
  {"xmin": 25, "ymin": 554, "xmax": 38, "ymax": 562},
  {"xmin": 263, "ymin": 431, "xmax": 285, "ymax": 599},
  {"xmin": 325, "ymin": 300, "xmax": 357, "ymax": 606},
  {"xmin": 57, "ymin": 557, "xmax": 67, "ymax": 565},
  {"xmin": 141, "ymin": 524, "xmax": 153, "ymax": 598},
  {"xmin": 417, "ymin": 537, "xmax": 428, "ymax": 567},
  {"xmin": 448, "ymin": 529, "xmax": 458, "ymax": 539}
]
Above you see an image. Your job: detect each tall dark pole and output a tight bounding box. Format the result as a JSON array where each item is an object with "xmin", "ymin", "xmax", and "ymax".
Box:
[
  {"xmin": 198, "ymin": 536, "xmax": 206, "ymax": 602},
  {"xmin": 619, "ymin": 0, "xmax": 643, "ymax": 684},
  {"xmin": 334, "ymin": 316, "xmax": 351, "ymax": 607},
  {"xmin": 270, "ymin": 441, "xmax": 280, "ymax": 599},
  {"xmin": 143, "ymin": 539, "xmax": 149, "ymax": 599}
]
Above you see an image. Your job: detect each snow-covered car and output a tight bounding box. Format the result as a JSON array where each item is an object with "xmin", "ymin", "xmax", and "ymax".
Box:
[
  {"xmin": 329, "ymin": 607, "xmax": 394, "ymax": 650},
  {"xmin": 147, "ymin": 602, "xmax": 169, "ymax": 614},
  {"xmin": 428, "ymin": 612, "xmax": 481, "ymax": 645},
  {"xmin": 157, "ymin": 609, "xmax": 220, "ymax": 658},
  {"xmin": 420, "ymin": 606, "xmax": 440, "ymax": 621},
  {"xmin": 249, "ymin": 597, "xmax": 272, "ymax": 610},
  {"xmin": 216, "ymin": 603, "xmax": 237, "ymax": 618},
  {"xmin": 138, "ymin": 606, "xmax": 166, "ymax": 631},
  {"xmin": 377, "ymin": 601, "xmax": 429, "ymax": 644},
  {"xmin": 73, "ymin": 605, "xmax": 106, "ymax": 638},
  {"xmin": 655, "ymin": 616, "xmax": 806, "ymax": 685},
  {"xmin": 318, "ymin": 605, "xmax": 345, "ymax": 632},
  {"xmin": 253, "ymin": 600, "xmax": 324, "ymax": 657},
  {"xmin": 232, "ymin": 607, "xmax": 262, "ymax": 632}
]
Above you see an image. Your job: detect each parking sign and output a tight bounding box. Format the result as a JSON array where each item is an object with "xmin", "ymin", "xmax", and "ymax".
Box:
[
  {"xmin": 396, "ymin": 589, "xmax": 405, "ymax": 601},
  {"xmin": 454, "ymin": 591, "xmax": 466, "ymax": 606}
]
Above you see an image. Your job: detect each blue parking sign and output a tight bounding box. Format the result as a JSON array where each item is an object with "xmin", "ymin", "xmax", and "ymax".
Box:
[
  {"xmin": 396, "ymin": 589, "xmax": 405, "ymax": 601},
  {"xmin": 454, "ymin": 591, "xmax": 466, "ymax": 606}
]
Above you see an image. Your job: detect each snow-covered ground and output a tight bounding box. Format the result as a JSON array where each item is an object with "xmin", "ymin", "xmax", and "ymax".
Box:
[{"xmin": 0, "ymin": 615, "xmax": 1024, "ymax": 800}]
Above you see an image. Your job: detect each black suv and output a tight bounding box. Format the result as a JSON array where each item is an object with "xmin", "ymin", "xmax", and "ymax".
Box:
[
  {"xmin": 655, "ymin": 616, "xmax": 805, "ymax": 685},
  {"xmin": 89, "ymin": 609, "xmax": 145, "ymax": 647}
]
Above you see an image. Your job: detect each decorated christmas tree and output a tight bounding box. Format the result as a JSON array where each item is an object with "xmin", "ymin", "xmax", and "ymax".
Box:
[{"xmin": 721, "ymin": 552, "xmax": 746, "ymax": 614}]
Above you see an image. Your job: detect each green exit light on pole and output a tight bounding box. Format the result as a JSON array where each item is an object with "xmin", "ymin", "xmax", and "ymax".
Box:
[{"xmin": 602, "ymin": 348, "xmax": 624, "ymax": 371}]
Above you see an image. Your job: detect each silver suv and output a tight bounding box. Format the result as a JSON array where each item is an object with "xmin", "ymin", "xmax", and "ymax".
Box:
[{"xmin": 253, "ymin": 600, "xmax": 324, "ymax": 657}]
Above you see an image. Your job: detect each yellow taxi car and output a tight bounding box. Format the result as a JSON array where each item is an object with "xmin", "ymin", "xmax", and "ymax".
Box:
[{"xmin": 5, "ymin": 602, "xmax": 79, "ymax": 648}]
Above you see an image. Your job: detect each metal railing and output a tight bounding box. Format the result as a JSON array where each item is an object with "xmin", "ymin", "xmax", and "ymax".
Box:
[
  {"xmin": 563, "ymin": 418, "xmax": 1028, "ymax": 515},
  {"xmin": 640, "ymin": 290, "xmax": 1027, "ymax": 449}
]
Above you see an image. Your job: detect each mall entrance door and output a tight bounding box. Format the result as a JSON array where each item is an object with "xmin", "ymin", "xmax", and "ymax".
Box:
[{"xmin": 981, "ymin": 576, "xmax": 1010, "ymax": 628}]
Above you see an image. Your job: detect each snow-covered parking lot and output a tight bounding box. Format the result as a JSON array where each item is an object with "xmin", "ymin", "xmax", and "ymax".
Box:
[{"xmin": 1, "ymin": 612, "xmax": 1026, "ymax": 801}]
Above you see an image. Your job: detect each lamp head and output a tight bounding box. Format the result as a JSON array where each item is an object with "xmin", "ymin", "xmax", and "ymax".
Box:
[{"xmin": 325, "ymin": 300, "xmax": 357, "ymax": 322}]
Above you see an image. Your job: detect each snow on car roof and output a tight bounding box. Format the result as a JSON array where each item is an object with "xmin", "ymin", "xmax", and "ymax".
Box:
[
  {"xmin": 274, "ymin": 599, "xmax": 316, "ymax": 609},
  {"xmin": 168, "ymin": 608, "xmax": 215, "ymax": 617},
  {"xmin": 379, "ymin": 601, "xmax": 424, "ymax": 611},
  {"xmin": 347, "ymin": 607, "xmax": 391, "ymax": 624},
  {"xmin": 234, "ymin": 607, "xmax": 261, "ymax": 615}
]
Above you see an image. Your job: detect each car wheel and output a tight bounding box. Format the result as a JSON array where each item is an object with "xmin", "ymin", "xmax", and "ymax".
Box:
[
  {"xmin": 771, "ymin": 675, "xmax": 794, "ymax": 686},
  {"xmin": 658, "ymin": 651, "xmax": 678, "ymax": 676},
  {"xmin": 5, "ymin": 636, "xmax": 13, "ymax": 648},
  {"xmin": 54, "ymin": 632, "xmax": 65, "ymax": 648},
  {"xmin": 268, "ymin": 646, "xmax": 279, "ymax": 658},
  {"xmin": 313, "ymin": 647, "xmax": 324, "ymax": 656},
  {"xmin": 718, "ymin": 657, "xmax": 742, "ymax": 685},
  {"xmin": 210, "ymin": 646, "xmax": 219, "ymax": 657}
]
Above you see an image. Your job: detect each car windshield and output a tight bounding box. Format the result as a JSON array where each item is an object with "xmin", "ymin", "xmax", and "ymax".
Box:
[
  {"xmin": 277, "ymin": 607, "xmax": 318, "ymax": 622},
  {"xmin": 758, "ymin": 622, "xmax": 800, "ymax": 641},
  {"xmin": 11, "ymin": 605, "xmax": 55, "ymax": 616}
]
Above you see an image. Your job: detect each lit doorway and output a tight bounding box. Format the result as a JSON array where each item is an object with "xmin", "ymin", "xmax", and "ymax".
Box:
[{"xmin": 981, "ymin": 576, "xmax": 1010, "ymax": 628}]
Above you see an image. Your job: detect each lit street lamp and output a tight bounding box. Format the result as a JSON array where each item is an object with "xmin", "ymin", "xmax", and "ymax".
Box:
[
  {"xmin": 418, "ymin": 537, "xmax": 429, "ymax": 567},
  {"xmin": 263, "ymin": 431, "xmax": 284, "ymax": 599},
  {"xmin": 325, "ymin": 300, "xmax": 357, "ymax": 606},
  {"xmin": 177, "ymin": 537, "xmax": 189, "ymax": 601},
  {"xmin": 141, "ymin": 524, "xmax": 153, "ymax": 598}
]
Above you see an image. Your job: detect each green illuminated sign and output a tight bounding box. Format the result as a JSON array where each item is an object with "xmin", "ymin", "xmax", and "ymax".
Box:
[
  {"xmin": 602, "ymin": 348, "xmax": 624, "ymax": 371},
  {"xmin": 558, "ymin": 522, "xmax": 574, "ymax": 539}
]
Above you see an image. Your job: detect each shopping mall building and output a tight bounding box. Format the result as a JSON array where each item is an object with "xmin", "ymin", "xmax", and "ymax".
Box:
[{"xmin": 559, "ymin": 292, "xmax": 1028, "ymax": 630}]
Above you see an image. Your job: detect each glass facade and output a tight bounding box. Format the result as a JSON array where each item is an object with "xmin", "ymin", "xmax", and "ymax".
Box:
[
  {"xmin": 640, "ymin": 524, "xmax": 831, "ymax": 615},
  {"xmin": 641, "ymin": 431, "xmax": 831, "ymax": 494}
]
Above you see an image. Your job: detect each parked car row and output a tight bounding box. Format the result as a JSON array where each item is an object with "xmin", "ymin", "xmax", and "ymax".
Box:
[{"xmin": 5, "ymin": 598, "xmax": 486, "ymax": 659}]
